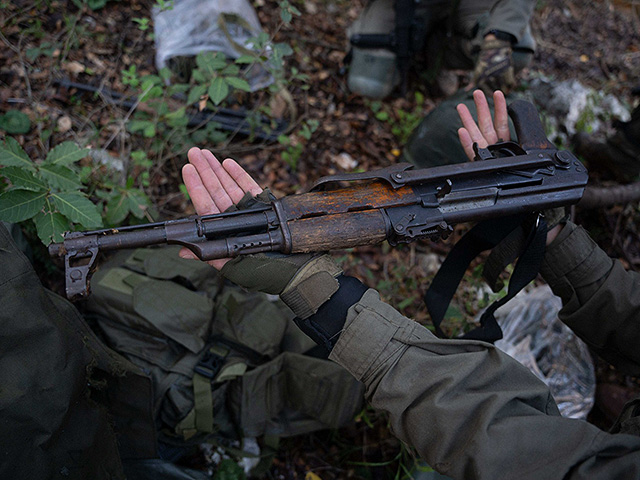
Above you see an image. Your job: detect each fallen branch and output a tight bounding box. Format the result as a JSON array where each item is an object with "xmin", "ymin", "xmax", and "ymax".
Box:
[{"xmin": 579, "ymin": 181, "xmax": 640, "ymax": 209}]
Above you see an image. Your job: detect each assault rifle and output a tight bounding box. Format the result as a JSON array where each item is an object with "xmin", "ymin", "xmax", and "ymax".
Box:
[{"xmin": 50, "ymin": 100, "xmax": 588, "ymax": 300}]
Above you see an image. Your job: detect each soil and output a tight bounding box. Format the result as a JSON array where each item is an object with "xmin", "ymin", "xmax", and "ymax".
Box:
[{"xmin": 1, "ymin": 0, "xmax": 640, "ymax": 478}]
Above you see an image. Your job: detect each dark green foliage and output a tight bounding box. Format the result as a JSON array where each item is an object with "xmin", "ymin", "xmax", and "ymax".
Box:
[{"xmin": 0, "ymin": 110, "xmax": 31, "ymax": 134}]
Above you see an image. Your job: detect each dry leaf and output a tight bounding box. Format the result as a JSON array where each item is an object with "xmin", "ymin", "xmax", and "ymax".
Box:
[{"xmin": 63, "ymin": 61, "xmax": 85, "ymax": 74}]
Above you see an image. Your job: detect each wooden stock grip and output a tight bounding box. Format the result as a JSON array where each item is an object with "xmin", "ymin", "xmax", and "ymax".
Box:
[
  {"xmin": 287, "ymin": 210, "xmax": 388, "ymax": 253},
  {"xmin": 508, "ymin": 100, "xmax": 556, "ymax": 151}
]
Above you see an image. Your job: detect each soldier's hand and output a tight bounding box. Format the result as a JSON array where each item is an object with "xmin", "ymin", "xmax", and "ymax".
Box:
[
  {"xmin": 180, "ymin": 147, "xmax": 263, "ymax": 270},
  {"xmin": 180, "ymin": 147, "xmax": 342, "ymax": 318},
  {"xmin": 456, "ymin": 89, "xmax": 510, "ymax": 160},
  {"xmin": 471, "ymin": 35, "xmax": 515, "ymax": 96},
  {"xmin": 455, "ymin": 90, "xmax": 565, "ymax": 244}
]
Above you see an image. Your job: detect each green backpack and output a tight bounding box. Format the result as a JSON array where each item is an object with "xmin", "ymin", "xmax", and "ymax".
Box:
[{"xmin": 83, "ymin": 246, "xmax": 365, "ymax": 464}]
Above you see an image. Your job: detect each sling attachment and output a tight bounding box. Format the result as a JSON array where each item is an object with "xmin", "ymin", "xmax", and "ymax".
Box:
[
  {"xmin": 424, "ymin": 214, "xmax": 548, "ymax": 343},
  {"xmin": 191, "ymin": 344, "xmax": 230, "ymax": 434}
]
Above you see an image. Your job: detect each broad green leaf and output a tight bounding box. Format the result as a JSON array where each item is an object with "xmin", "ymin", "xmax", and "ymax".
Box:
[
  {"xmin": 165, "ymin": 107, "xmax": 187, "ymax": 123},
  {"xmin": 1, "ymin": 166, "xmax": 47, "ymax": 191},
  {"xmin": 280, "ymin": 8, "xmax": 292, "ymax": 23},
  {"xmin": 33, "ymin": 202, "xmax": 69, "ymax": 245},
  {"xmin": 225, "ymin": 76, "xmax": 252, "ymax": 92},
  {"xmin": 45, "ymin": 141, "xmax": 89, "ymax": 165},
  {"xmin": 0, "ymin": 137, "xmax": 34, "ymax": 169},
  {"xmin": 129, "ymin": 120, "xmax": 157, "ymax": 138},
  {"xmin": 51, "ymin": 192, "xmax": 102, "ymax": 228},
  {"xmin": 168, "ymin": 83, "xmax": 189, "ymax": 96},
  {"xmin": 221, "ymin": 64, "xmax": 240, "ymax": 76},
  {"xmin": 187, "ymin": 84, "xmax": 207, "ymax": 105},
  {"xmin": 127, "ymin": 189, "xmax": 151, "ymax": 219},
  {"xmin": 143, "ymin": 123, "xmax": 156, "ymax": 138},
  {"xmin": 196, "ymin": 51, "xmax": 227, "ymax": 77},
  {"xmin": 39, "ymin": 164, "xmax": 83, "ymax": 191},
  {"xmin": 208, "ymin": 77, "xmax": 229, "ymax": 106},
  {"xmin": 0, "ymin": 189, "xmax": 47, "ymax": 222},
  {"xmin": 152, "ymin": 101, "xmax": 169, "ymax": 116},
  {"xmin": 105, "ymin": 192, "xmax": 130, "ymax": 225},
  {"xmin": 234, "ymin": 55, "xmax": 256, "ymax": 64},
  {"xmin": 159, "ymin": 67, "xmax": 173, "ymax": 81},
  {"xmin": 139, "ymin": 76, "xmax": 163, "ymax": 100},
  {"xmin": 191, "ymin": 70, "xmax": 206, "ymax": 84}
]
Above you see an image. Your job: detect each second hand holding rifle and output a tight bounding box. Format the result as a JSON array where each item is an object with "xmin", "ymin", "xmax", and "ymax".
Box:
[{"xmin": 50, "ymin": 100, "xmax": 588, "ymax": 300}]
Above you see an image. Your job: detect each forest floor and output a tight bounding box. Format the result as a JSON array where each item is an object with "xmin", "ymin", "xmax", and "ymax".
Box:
[{"xmin": 1, "ymin": 0, "xmax": 640, "ymax": 478}]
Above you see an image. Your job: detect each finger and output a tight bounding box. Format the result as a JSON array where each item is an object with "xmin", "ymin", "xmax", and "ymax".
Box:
[
  {"xmin": 222, "ymin": 158, "xmax": 263, "ymax": 200},
  {"xmin": 188, "ymin": 148, "xmax": 234, "ymax": 212},
  {"xmin": 182, "ymin": 163, "xmax": 219, "ymax": 216},
  {"xmin": 200, "ymin": 149, "xmax": 247, "ymax": 203},
  {"xmin": 474, "ymin": 89, "xmax": 498, "ymax": 144},
  {"xmin": 456, "ymin": 103, "xmax": 488, "ymax": 149},
  {"xmin": 178, "ymin": 246, "xmax": 229, "ymax": 270},
  {"xmin": 493, "ymin": 90, "xmax": 510, "ymax": 141},
  {"xmin": 457, "ymin": 127, "xmax": 476, "ymax": 161}
]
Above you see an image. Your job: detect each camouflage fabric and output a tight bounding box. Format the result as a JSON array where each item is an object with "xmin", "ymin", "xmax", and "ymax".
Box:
[
  {"xmin": 84, "ymin": 247, "xmax": 365, "ymax": 449},
  {"xmin": 472, "ymin": 37, "xmax": 515, "ymax": 95},
  {"xmin": 0, "ymin": 223, "xmax": 155, "ymax": 479},
  {"xmin": 347, "ymin": 0, "xmax": 535, "ymax": 97},
  {"xmin": 328, "ymin": 223, "xmax": 640, "ymax": 478}
]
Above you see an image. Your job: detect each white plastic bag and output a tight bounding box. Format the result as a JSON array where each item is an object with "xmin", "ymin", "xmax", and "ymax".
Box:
[
  {"xmin": 153, "ymin": 0, "xmax": 273, "ymax": 91},
  {"xmin": 494, "ymin": 285, "xmax": 595, "ymax": 419}
]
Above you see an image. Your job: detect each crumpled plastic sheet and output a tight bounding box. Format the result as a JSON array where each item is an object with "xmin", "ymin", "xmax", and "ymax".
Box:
[
  {"xmin": 493, "ymin": 285, "xmax": 595, "ymax": 419},
  {"xmin": 153, "ymin": 0, "xmax": 273, "ymax": 91}
]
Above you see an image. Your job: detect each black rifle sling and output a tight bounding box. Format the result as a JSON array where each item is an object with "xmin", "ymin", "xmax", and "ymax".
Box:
[{"xmin": 424, "ymin": 215, "xmax": 548, "ymax": 343}]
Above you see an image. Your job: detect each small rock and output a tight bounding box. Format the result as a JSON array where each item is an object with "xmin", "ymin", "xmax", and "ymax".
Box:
[
  {"xmin": 57, "ymin": 116, "xmax": 72, "ymax": 132},
  {"xmin": 332, "ymin": 152, "xmax": 358, "ymax": 170},
  {"xmin": 417, "ymin": 253, "xmax": 441, "ymax": 276}
]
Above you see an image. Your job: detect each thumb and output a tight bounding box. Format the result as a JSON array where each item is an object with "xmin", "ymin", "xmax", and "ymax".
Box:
[{"xmin": 179, "ymin": 247, "xmax": 198, "ymax": 260}]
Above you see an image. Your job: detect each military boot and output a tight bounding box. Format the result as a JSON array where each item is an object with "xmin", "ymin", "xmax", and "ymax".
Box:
[{"xmin": 573, "ymin": 102, "xmax": 640, "ymax": 180}]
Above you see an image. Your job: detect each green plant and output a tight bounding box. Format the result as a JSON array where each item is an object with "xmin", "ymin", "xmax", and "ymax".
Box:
[
  {"xmin": 71, "ymin": 0, "xmax": 109, "ymax": 10},
  {"xmin": 0, "ymin": 110, "xmax": 31, "ymax": 134},
  {"xmin": 213, "ymin": 458, "xmax": 246, "ymax": 480},
  {"xmin": 277, "ymin": 119, "xmax": 319, "ymax": 169},
  {"xmin": 121, "ymin": 65, "xmax": 140, "ymax": 88},
  {"xmin": 154, "ymin": 0, "xmax": 174, "ymax": 12},
  {"xmin": 132, "ymin": 17, "xmax": 150, "ymax": 31},
  {"xmin": 0, "ymin": 138, "xmax": 101, "ymax": 244},
  {"xmin": 370, "ymin": 92, "xmax": 426, "ymax": 145},
  {"xmin": 25, "ymin": 41, "xmax": 57, "ymax": 62},
  {"xmin": 0, "ymin": 138, "xmax": 154, "ymax": 245}
]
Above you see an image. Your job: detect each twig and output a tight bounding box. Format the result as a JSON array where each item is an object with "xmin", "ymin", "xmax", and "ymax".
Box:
[
  {"xmin": 0, "ymin": 31, "xmax": 32, "ymax": 101},
  {"xmin": 102, "ymin": 83, "xmax": 153, "ymax": 151}
]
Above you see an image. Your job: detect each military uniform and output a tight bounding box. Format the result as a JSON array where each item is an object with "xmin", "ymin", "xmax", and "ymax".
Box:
[
  {"xmin": 0, "ymin": 223, "xmax": 153, "ymax": 479},
  {"xmin": 0, "ymin": 223, "xmax": 364, "ymax": 479},
  {"xmin": 347, "ymin": 0, "xmax": 536, "ymax": 97},
  {"xmin": 415, "ymin": 0, "xmax": 536, "ymax": 72},
  {"xmin": 327, "ymin": 222, "xmax": 640, "ymax": 479}
]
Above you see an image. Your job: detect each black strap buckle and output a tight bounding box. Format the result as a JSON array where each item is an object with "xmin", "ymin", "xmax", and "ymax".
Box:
[{"xmin": 194, "ymin": 346, "xmax": 229, "ymax": 379}]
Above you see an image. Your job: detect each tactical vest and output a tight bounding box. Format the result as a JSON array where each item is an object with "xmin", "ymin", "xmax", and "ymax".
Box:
[{"xmin": 83, "ymin": 247, "xmax": 365, "ymax": 460}]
